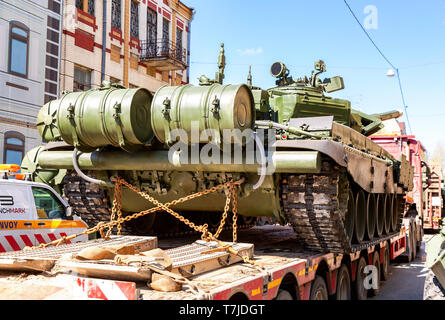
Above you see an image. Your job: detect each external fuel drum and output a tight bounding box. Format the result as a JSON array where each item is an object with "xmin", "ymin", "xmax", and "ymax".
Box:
[
  {"xmin": 150, "ymin": 83, "xmax": 255, "ymax": 145},
  {"xmin": 36, "ymin": 86, "xmax": 154, "ymax": 152}
]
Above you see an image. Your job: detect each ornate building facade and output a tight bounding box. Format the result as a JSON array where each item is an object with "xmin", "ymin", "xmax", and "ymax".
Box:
[
  {"xmin": 60, "ymin": 0, "xmax": 194, "ymax": 93},
  {"xmin": 0, "ymin": 0, "xmax": 62, "ymax": 165}
]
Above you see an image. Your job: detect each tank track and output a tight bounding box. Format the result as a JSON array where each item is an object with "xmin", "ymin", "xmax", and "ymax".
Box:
[
  {"xmin": 280, "ymin": 161, "xmax": 400, "ymax": 254},
  {"xmin": 63, "ymin": 171, "xmax": 256, "ymax": 238}
]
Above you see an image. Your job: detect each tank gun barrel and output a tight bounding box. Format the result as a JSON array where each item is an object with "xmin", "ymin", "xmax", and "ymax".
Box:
[{"xmin": 373, "ymin": 110, "xmax": 404, "ymax": 121}]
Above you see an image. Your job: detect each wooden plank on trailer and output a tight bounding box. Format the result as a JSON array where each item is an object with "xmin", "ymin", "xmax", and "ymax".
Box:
[
  {"xmin": 58, "ymin": 241, "xmax": 254, "ymax": 283},
  {"xmin": 0, "ymin": 236, "xmax": 157, "ymax": 272},
  {"xmin": 167, "ymin": 241, "xmax": 254, "ymax": 278},
  {"xmin": 58, "ymin": 260, "xmax": 152, "ymax": 282}
]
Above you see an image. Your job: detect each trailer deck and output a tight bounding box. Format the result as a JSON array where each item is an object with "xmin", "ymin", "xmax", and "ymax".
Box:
[{"xmin": 0, "ymin": 225, "xmax": 407, "ymax": 300}]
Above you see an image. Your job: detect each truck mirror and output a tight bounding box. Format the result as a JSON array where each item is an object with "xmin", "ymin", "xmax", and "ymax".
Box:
[
  {"xmin": 66, "ymin": 206, "xmax": 73, "ymax": 217},
  {"xmin": 324, "ymin": 76, "xmax": 345, "ymax": 93}
]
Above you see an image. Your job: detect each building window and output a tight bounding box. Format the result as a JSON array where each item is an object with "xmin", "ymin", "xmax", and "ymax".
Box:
[
  {"xmin": 88, "ymin": 0, "xmax": 95, "ymax": 16},
  {"xmin": 162, "ymin": 18, "xmax": 169, "ymax": 54},
  {"xmin": 111, "ymin": 0, "xmax": 121, "ymax": 30},
  {"xmin": 147, "ymin": 8, "xmax": 157, "ymax": 50},
  {"xmin": 8, "ymin": 21, "xmax": 29, "ymax": 78},
  {"xmin": 176, "ymin": 27, "xmax": 183, "ymax": 60},
  {"xmin": 73, "ymin": 66, "xmax": 92, "ymax": 91},
  {"xmin": 130, "ymin": 1, "xmax": 139, "ymax": 38},
  {"xmin": 76, "ymin": 0, "xmax": 95, "ymax": 16},
  {"xmin": 3, "ymin": 132, "xmax": 25, "ymax": 166}
]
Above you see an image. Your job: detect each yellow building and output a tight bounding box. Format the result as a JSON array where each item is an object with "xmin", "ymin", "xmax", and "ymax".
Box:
[{"xmin": 60, "ymin": 0, "xmax": 194, "ymax": 93}]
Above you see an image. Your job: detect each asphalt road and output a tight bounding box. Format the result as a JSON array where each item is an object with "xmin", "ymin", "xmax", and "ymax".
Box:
[{"xmin": 370, "ymin": 236, "xmax": 431, "ymax": 300}]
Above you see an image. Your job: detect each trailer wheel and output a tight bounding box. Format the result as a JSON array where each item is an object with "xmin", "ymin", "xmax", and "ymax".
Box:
[
  {"xmin": 335, "ymin": 265, "xmax": 351, "ymax": 300},
  {"xmin": 411, "ymin": 223, "xmax": 417, "ymax": 260},
  {"xmin": 406, "ymin": 222, "xmax": 414, "ymax": 262},
  {"xmin": 353, "ymin": 257, "xmax": 368, "ymax": 300},
  {"xmin": 369, "ymin": 252, "xmax": 381, "ymax": 297},
  {"xmin": 381, "ymin": 245, "xmax": 391, "ymax": 281},
  {"xmin": 310, "ymin": 276, "xmax": 328, "ymax": 300},
  {"xmin": 275, "ymin": 289, "xmax": 293, "ymax": 300}
]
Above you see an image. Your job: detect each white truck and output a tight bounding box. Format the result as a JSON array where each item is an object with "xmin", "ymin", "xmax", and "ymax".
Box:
[{"xmin": 0, "ymin": 164, "xmax": 88, "ymax": 251}]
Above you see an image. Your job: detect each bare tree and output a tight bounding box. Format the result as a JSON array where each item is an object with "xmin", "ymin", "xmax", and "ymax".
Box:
[{"xmin": 430, "ymin": 143, "xmax": 445, "ymax": 167}]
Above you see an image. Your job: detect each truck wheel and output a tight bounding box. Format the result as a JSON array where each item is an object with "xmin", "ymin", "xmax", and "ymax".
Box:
[
  {"xmin": 336, "ymin": 265, "xmax": 351, "ymax": 300},
  {"xmin": 353, "ymin": 257, "xmax": 368, "ymax": 300},
  {"xmin": 410, "ymin": 221, "xmax": 417, "ymax": 260},
  {"xmin": 381, "ymin": 245, "xmax": 391, "ymax": 281},
  {"xmin": 310, "ymin": 276, "xmax": 328, "ymax": 300},
  {"xmin": 424, "ymin": 270, "xmax": 445, "ymax": 300},
  {"xmin": 416, "ymin": 222, "xmax": 421, "ymax": 251},
  {"xmin": 369, "ymin": 252, "xmax": 381, "ymax": 297},
  {"xmin": 275, "ymin": 289, "xmax": 293, "ymax": 300},
  {"xmin": 406, "ymin": 223, "xmax": 414, "ymax": 262}
]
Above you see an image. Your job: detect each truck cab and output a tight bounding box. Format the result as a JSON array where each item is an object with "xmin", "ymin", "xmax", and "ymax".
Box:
[{"xmin": 0, "ymin": 165, "xmax": 88, "ymax": 251}]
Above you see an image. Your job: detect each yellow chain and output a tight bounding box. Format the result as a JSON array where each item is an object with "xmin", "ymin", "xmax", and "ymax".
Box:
[
  {"xmin": 24, "ymin": 178, "xmax": 242, "ymax": 250},
  {"xmin": 106, "ymin": 179, "xmax": 123, "ymax": 238},
  {"xmin": 232, "ymin": 184, "xmax": 239, "ymax": 243},
  {"xmin": 213, "ymin": 183, "xmax": 234, "ymax": 239},
  {"xmin": 22, "ymin": 176, "xmax": 262, "ymax": 269}
]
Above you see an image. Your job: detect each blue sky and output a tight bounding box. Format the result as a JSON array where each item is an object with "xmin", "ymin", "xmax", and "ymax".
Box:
[{"xmin": 184, "ymin": 0, "xmax": 445, "ymax": 157}]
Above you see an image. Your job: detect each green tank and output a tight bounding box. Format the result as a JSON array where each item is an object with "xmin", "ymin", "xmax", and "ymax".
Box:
[
  {"xmin": 424, "ymin": 223, "xmax": 445, "ymax": 299},
  {"xmin": 22, "ymin": 44, "xmax": 413, "ymax": 253}
]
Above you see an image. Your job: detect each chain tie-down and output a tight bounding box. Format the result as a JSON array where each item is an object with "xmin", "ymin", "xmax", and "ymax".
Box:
[{"xmin": 22, "ymin": 177, "xmax": 263, "ymax": 269}]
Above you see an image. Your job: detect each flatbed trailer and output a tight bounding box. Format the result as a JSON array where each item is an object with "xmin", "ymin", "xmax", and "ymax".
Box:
[{"xmin": 0, "ymin": 225, "xmax": 407, "ymax": 300}]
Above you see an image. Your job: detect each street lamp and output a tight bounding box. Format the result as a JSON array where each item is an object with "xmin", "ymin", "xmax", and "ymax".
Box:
[{"xmin": 386, "ymin": 69, "xmax": 395, "ymax": 77}]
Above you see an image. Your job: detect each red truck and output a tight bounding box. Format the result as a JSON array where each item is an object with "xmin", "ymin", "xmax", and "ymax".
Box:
[
  {"xmin": 423, "ymin": 164, "xmax": 444, "ymax": 231},
  {"xmin": 370, "ymin": 117, "xmax": 424, "ymax": 261}
]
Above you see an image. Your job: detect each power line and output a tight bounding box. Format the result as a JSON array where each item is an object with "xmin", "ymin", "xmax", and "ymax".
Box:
[
  {"xmin": 191, "ymin": 61, "xmax": 388, "ymax": 71},
  {"xmin": 343, "ymin": 0, "xmax": 413, "ymax": 135}
]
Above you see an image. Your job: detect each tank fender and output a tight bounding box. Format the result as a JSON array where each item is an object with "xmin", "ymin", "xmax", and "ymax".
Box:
[{"xmin": 274, "ymin": 140, "xmax": 396, "ymax": 194}]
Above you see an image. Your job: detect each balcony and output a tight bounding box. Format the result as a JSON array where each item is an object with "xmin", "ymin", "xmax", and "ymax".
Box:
[{"xmin": 140, "ymin": 40, "xmax": 187, "ymax": 71}]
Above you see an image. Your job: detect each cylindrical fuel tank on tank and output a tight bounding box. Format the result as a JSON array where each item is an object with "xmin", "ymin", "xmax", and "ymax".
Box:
[
  {"xmin": 37, "ymin": 86, "xmax": 154, "ymax": 152},
  {"xmin": 151, "ymin": 83, "xmax": 255, "ymax": 145}
]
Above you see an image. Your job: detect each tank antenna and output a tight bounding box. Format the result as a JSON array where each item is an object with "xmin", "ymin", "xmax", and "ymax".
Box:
[
  {"xmin": 215, "ymin": 43, "xmax": 225, "ymax": 84},
  {"xmin": 247, "ymin": 65, "xmax": 253, "ymax": 88}
]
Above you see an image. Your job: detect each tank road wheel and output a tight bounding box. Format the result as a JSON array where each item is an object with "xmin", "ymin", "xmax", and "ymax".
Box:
[
  {"xmin": 240, "ymin": 216, "xmax": 257, "ymax": 228},
  {"xmin": 354, "ymin": 191, "xmax": 367, "ymax": 243},
  {"xmin": 127, "ymin": 212, "xmax": 156, "ymax": 235},
  {"xmin": 344, "ymin": 190, "xmax": 355, "ymax": 243},
  {"xmin": 310, "ymin": 276, "xmax": 329, "ymax": 300},
  {"xmin": 353, "ymin": 257, "xmax": 368, "ymax": 300},
  {"xmin": 335, "ymin": 264, "xmax": 351, "ymax": 300},
  {"xmin": 375, "ymin": 195, "xmax": 385, "ymax": 237},
  {"xmin": 381, "ymin": 244, "xmax": 391, "ymax": 281},
  {"xmin": 384, "ymin": 194, "xmax": 392, "ymax": 235},
  {"xmin": 369, "ymin": 252, "xmax": 381, "ymax": 297},
  {"xmin": 366, "ymin": 194, "xmax": 376, "ymax": 240}
]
